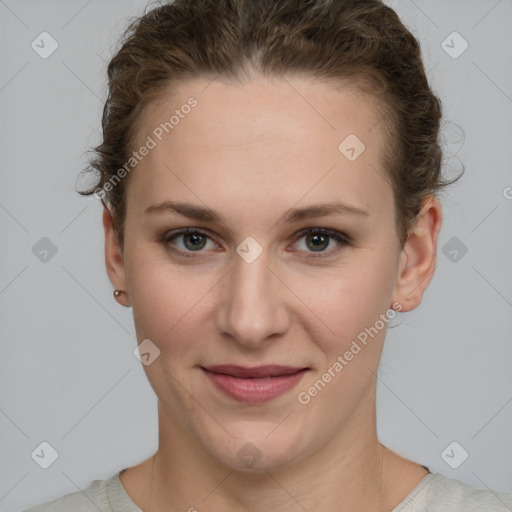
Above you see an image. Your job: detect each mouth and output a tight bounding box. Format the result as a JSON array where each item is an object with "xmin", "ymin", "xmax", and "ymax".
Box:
[{"xmin": 201, "ymin": 365, "xmax": 309, "ymax": 403}]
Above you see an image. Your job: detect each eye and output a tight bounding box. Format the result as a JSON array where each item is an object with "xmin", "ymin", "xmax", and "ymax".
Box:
[
  {"xmin": 291, "ymin": 228, "xmax": 350, "ymax": 257},
  {"xmin": 161, "ymin": 227, "xmax": 351, "ymax": 259},
  {"xmin": 162, "ymin": 228, "xmax": 218, "ymax": 257}
]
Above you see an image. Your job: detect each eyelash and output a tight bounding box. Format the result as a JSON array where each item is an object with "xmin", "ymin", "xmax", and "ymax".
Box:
[{"xmin": 160, "ymin": 227, "xmax": 351, "ymax": 260}]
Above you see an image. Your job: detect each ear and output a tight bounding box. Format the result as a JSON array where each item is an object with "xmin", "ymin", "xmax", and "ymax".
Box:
[
  {"xmin": 391, "ymin": 196, "xmax": 442, "ymax": 312},
  {"xmin": 103, "ymin": 208, "xmax": 131, "ymax": 307}
]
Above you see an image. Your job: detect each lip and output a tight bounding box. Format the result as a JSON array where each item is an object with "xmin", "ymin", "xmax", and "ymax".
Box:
[{"xmin": 201, "ymin": 365, "xmax": 308, "ymax": 403}]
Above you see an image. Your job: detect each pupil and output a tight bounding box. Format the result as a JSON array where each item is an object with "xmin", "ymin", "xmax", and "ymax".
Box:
[
  {"xmin": 308, "ymin": 233, "xmax": 328, "ymax": 251},
  {"xmin": 185, "ymin": 233, "xmax": 206, "ymax": 250}
]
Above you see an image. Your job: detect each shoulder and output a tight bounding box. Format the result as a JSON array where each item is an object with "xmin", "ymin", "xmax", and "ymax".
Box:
[
  {"xmin": 395, "ymin": 472, "xmax": 512, "ymax": 511},
  {"xmin": 22, "ymin": 473, "xmax": 118, "ymax": 512},
  {"xmin": 428, "ymin": 473, "xmax": 512, "ymax": 510}
]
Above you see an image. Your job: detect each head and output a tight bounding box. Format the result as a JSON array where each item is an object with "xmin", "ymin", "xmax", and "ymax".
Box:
[{"xmin": 79, "ymin": 0, "xmax": 453, "ymax": 472}]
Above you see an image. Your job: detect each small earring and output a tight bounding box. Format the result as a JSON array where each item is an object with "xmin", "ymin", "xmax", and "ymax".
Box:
[{"xmin": 113, "ymin": 289, "xmax": 124, "ymax": 298}]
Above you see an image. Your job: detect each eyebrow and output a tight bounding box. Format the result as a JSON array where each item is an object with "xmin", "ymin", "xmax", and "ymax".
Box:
[{"xmin": 144, "ymin": 200, "xmax": 369, "ymax": 223}]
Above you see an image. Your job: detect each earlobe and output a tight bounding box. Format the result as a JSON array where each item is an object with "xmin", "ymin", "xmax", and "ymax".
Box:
[
  {"xmin": 391, "ymin": 196, "xmax": 442, "ymax": 312},
  {"xmin": 103, "ymin": 208, "xmax": 131, "ymax": 307}
]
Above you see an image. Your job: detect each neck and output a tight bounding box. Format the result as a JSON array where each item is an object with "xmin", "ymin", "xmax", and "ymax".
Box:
[{"xmin": 122, "ymin": 387, "xmax": 428, "ymax": 511}]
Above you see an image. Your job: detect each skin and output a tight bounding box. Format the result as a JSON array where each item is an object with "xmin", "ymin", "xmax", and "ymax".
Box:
[{"xmin": 104, "ymin": 74, "xmax": 442, "ymax": 511}]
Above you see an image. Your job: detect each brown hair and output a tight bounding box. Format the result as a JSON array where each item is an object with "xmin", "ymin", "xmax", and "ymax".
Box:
[{"xmin": 78, "ymin": 0, "xmax": 459, "ymax": 248}]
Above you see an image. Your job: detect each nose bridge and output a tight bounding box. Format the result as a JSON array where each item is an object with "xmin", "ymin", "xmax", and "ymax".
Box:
[{"xmin": 218, "ymin": 248, "xmax": 288, "ymax": 347}]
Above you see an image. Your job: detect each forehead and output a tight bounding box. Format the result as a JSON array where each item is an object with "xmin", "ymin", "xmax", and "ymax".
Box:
[{"xmin": 127, "ymin": 75, "xmax": 392, "ymax": 221}]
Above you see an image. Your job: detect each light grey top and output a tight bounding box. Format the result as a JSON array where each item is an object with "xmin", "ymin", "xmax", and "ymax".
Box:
[{"xmin": 23, "ymin": 469, "xmax": 512, "ymax": 511}]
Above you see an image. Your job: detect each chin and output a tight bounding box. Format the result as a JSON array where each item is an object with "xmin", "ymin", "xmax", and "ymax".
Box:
[
  {"xmin": 203, "ymin": 424, "xmax": 310, "ymax": 473},
  {"xmin": 225, "ymin": 447, "xmax": 298, "ymax": 474}
]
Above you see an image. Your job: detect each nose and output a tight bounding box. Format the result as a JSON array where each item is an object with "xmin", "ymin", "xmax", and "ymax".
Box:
[{"xmin": 215, "ymin": 248, "xmax": 290, "ymax": 348}]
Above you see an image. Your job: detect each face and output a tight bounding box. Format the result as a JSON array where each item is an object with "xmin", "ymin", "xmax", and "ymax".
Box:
[{"xmin": 105, "ymin": 74, "xmax": 436, "ymax": 472}]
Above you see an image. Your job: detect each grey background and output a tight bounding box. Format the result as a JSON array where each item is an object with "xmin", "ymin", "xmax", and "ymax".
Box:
[{"xmin": 1, "ymin": 0, "xmax": 511, "ymax": 510}]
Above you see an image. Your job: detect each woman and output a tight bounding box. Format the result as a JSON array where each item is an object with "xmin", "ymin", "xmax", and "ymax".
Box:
[{"xmin": 25, "ymin": 0, "xmax": 512, "ymax": 510}]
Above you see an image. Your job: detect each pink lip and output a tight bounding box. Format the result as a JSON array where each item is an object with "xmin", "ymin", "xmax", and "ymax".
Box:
[{"xmin": 202, "ymin": 365, "xmax": 308, "ymax": 403}]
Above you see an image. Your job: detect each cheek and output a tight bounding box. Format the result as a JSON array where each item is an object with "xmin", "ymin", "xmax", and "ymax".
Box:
[
  {"xmin": 124, "ymin": 242, "xmax": 217, "ymax": 356},
  {"xmin": 293, "ymin": 248, "xmax": 398, "ymax": 349},
  {"xmin": 293, "ymin": 255, "xmax": 397, "ymax": 419},
  {"xmin": 124, "ymin": 242, "xmax": 180, "ymax": 340}
]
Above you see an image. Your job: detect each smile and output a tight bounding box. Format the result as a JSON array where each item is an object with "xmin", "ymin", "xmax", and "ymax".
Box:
[{"xmin": 201, "ymin": 365, "xmax": 309, "ymax": 403}]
